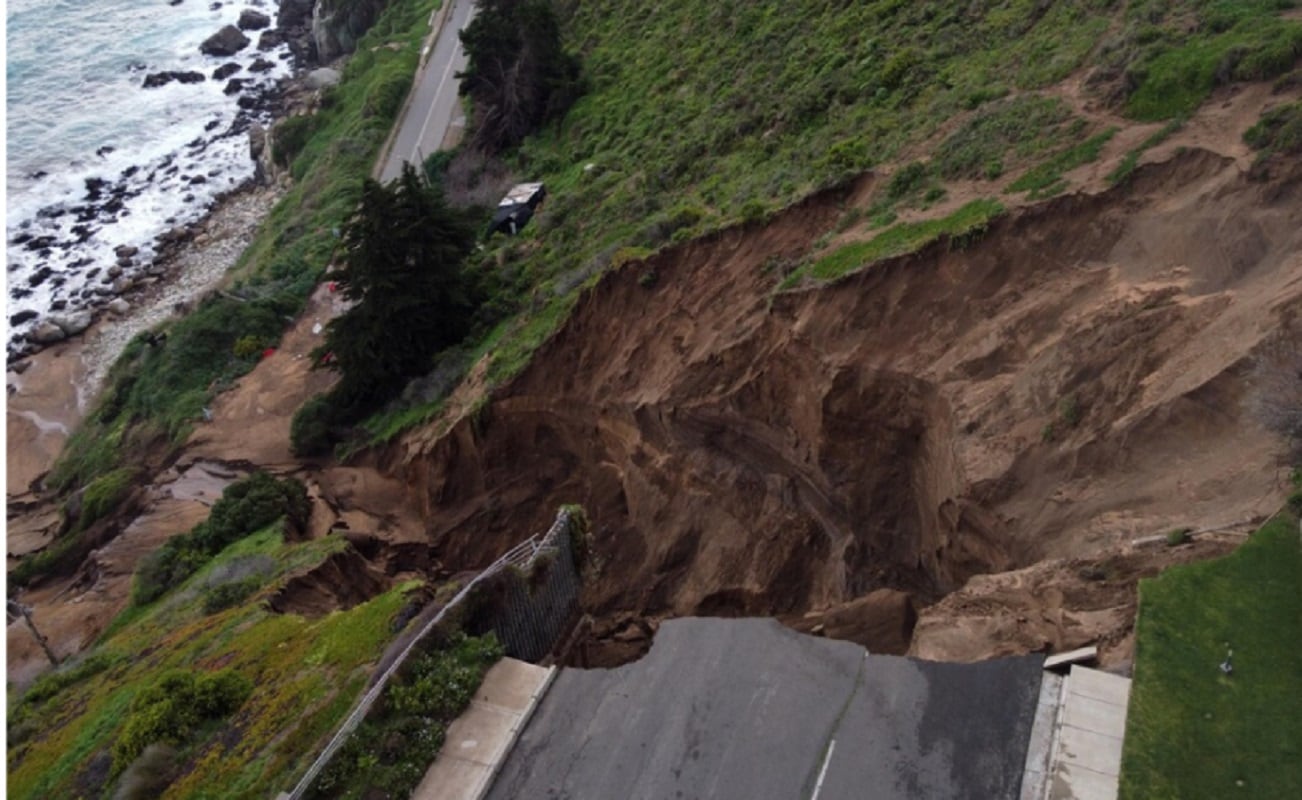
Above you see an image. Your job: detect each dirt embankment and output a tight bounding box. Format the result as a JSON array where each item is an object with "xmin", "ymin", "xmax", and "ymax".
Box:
[{"xmin": 392, "ymin": 147, "xmax": 1301, "ymax": 663}]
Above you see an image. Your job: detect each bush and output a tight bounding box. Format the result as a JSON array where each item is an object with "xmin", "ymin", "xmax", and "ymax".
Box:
[
  {"xmin": 290, "ymin": 393, "xmax": 339, "ymax": 457},
  {"xmin": 272, "ymin": 114, "xmax": 321, "ymax": 168},
  {"xmin": 111, "ymin": 669, "xmax": 251, "ymax": 773},
  {"xmin": 201, "ymin": 577, "xmax": 263, "ymax": 615},
  {"xmin": 113, "ymin": 743, "xmax": 180, "ymax": 800},
  {"xmin": 1166, "ymin": 527, "xmax": 1193, "ymax": 546},
  {"xmin": 133, "ymin": 472, "xmax": 309, "ymax": 605},
  {"xmin": 1244, "ymin": 101, "xmax": 1302, "ymax": 155}
]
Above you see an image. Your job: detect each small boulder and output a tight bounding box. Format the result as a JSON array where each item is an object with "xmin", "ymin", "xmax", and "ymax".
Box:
[
  {"xmin": 107, "ymin": 298, "xmax": 131, "ymax": 316},
  {"xmin": 238, "ymin": 10, "xmax": 271, "ymax": 31},
  {"xmin": 257, "ymin": 30, "xmax": 286, "ymax": 51},
  {"xmin": 248, "ymin": 58, "xmax": 275, "ymax": 73},
  {"xmin": 224, "ymin": 78, "xmax": 249, "ymax": 95},
  {"xmin": 304, "ymin": 67, "xmax": 340, "ymax": 90},
  {"xmin": 114, "ymin": 244, "xmax": 138, "ymax": 259},
  {"xmin": 28, "ymin": 321, "xmax": 66, "ymax": 345},
  {"xmin": 213, "ymin": 62, "xmax": 242, "ymax": 80},
  {"xmin": 51, "ymin": 310, "xmax": 94, "ymax": 336},
  {"xmin": 200, "ymin": 25, "xmax": 250, "ymax": 57}
]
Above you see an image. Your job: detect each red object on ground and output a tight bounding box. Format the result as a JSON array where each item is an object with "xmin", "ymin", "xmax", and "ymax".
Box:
[
  {"xmin": 262, "ymin": 347, "xmax": 276, "ymax": 359},
  {"xmin": 328, "ymin": 281, "xmax": 337, "ymax": 292}
]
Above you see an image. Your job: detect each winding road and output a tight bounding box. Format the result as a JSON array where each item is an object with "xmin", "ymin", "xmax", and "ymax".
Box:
[{"xmin": 378, "ymin": 0, "xmax": 478, "ymax": 183}]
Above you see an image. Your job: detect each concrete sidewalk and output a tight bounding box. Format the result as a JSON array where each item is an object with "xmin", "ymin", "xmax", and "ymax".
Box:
[
  {"xmin": 410, "ymin": 658, "xmax": 555, "ymax": 800},
  {"xmin": 1022, "ymin": 665, "xmax": 1132, "ymax": 800}
]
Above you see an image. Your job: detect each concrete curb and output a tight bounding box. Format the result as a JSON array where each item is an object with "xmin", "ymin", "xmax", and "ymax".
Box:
[{"xmin": 469, "ymin": 664, "xmax": 558, "ymax": 800}]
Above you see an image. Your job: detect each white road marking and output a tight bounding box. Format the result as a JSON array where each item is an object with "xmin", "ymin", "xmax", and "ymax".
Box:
[{"xmin": 812, "ymin": 739, "xmax": 836, "ymax": 800}]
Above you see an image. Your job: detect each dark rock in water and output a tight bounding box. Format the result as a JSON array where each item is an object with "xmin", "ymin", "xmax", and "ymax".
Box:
[
  {"xmin": 10, "ymin": 233, "xmax": 32, "ymax": 246},
  {"xmin": 85, "ymin": 177, "xmax": 107, "ymax": 200},
  {"xmin": 249, "ymin": 58, "xmax": 275, "ymax": 74},
  {"xmin": 213, "ymin": 62, "xmax": 241, "ymax": 80},
  {"xmin": 200, "ymin": 25, "xmax": 250, "ymax": 57},
  {"xmin": 29, "ymin": 267, "xmax": 54, "ymax": 287},
  {"xmin": 205, "ymin": 118, "xmax": 221, "ymax": 131},
  {"xmin": 189, "ymin": 175, "xmax": 208, "ymax": 184},
  {"xmin": 10, "ymin": 310, "xmax": 39, "ymax": 327},
  {"xmin": 27, "ymin": 170, "xmax": 48, "ymax": 180},
  {"xmin": 237, "ymin": 95, "xmax": 259, "ymax": 110},
  {"xmin": 210, "ymin": 2, "xmax": 222, "ymax": 9},
  {"xmin": 37, "ymin": 204, "xmax": 68, "ymax": 219},
  {"xmin": 143, "ymin": 70, "xmax": 205, "ymax": 88},
  {"xmin": 70, "ymin": 224, "xmax": 94, "ymax": 243},
  {"xmin": 103, "ymin": 198, "xmax": 124, "ymax": 214},
  {"xmin": 126, "ymin": 61, "xmax": 147, "ymax": 73},
  {"xmin": 114, "ymin": 245, "xmax": 139, "ymax": 259},
  {"xmin": 25, "ymin": 236, "xmax": 56, "ymax": 251},
  {"xmin": 169, "ymin": 0, "xmax": 183, "ymax": 6},
  {"xmin": 238, "ymin": 10, "xmax": 271, "ymax": 30},
  {"xmin": 120, "ymin": 165, "xmax": 140, "ymax": 179},
  {"xmin": 187, "ymin": 136, "xmax": 204, "ymax": 148},
  {"xmin": 86, "ymin": 268, "xmax": 100, "ymax": 280},
  {"xmin": 12, "ymin": 288, "xmax": 33, "ymax": 299},
  {"xmin": 96, "ymin": 145, "xmax": 116, "ymax": 157},
  {"xmin": 49, "ymin": 300, "xmax": 67, "ymax": 312},
  {"xmin": 257, "ymin": 30, "xmax": 286, "ymax": 51},
  {"xmin": 224, "ymin": 78, "xmax": 249, "ymax": 95}
]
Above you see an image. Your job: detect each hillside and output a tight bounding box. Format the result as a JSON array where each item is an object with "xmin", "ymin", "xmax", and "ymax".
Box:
[{"xmin": 8, "ymin": 0, "xmax": 1302, "ymax": 797}]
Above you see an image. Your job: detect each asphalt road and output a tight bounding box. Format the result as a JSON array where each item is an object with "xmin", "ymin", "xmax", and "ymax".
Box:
[
  {"xmin": 485, "ymin": 618, "xmax": 1044, "ymax": 800},
  {"xmin": 378, "ymin": 0, "xmax": 476, "ymax": 183}
]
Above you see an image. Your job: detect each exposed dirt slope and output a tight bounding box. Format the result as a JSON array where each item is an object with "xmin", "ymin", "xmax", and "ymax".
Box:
[{"xmin": 395, "ymin": 147, "xmax": 1301, "ymax": 659}]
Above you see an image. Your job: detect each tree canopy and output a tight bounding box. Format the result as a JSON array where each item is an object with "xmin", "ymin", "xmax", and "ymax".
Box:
[
  {"xmin": 458, "ymin": 0, "xmax": 582, "ymax": 153},
  {"xmin": 317, "ymin": 163, "xmax": 481, "ymax": 415}
]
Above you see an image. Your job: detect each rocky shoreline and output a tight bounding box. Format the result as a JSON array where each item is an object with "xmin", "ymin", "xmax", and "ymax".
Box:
[{"xmin": 6, "ymin": 0, "xmax": 334, "ymax": 365}]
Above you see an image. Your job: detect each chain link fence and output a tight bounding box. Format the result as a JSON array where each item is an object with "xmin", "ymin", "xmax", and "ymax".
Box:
[{"xmin": 280, "ymin": 507, "xmax": 586, "ymax": 800}]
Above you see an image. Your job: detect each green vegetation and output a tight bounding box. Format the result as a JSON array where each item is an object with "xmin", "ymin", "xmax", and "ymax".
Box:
[
  {"xmin": 305, "ymin": 633, "xmax": 503, "ymax": 799},
  {"xmin": 6, "ymin": 526, "xmax": 413, "ymax": 800},
  {"xmin": 292, "ymin": 165, "xmax": 483, "ymax": 456},
  {"xmin": 133, "ymin": 472, "xmax": 310, "ymax": 606},
  {"xmin": 935, "ymin": 96, "xmax": 1075, "ymax": 181},
  {"xmin": 1120, "ymin": 513, "xmax": 1302, "ymax": 798},
  {"xmin": 1123, "ymin": 3, "xmax": 1302, "ymax": 120},
  {"xmin": 112, "ymin": 668, "xmax": 253, "ymax": 773},
  {"xmin": 1244, "ymin": 100, "xmax": 1302, "ymax": 155},
  {"xmin": 459, "ymin": 0, "xmax": 582, "ymax": 152},
  {"xmin": 787, "ymin": 199, "xmax": 1005, "ymax": 287},
  {"xmin": 1008, "ymin": 129, "xmax": 1116, "ymax": 197}
]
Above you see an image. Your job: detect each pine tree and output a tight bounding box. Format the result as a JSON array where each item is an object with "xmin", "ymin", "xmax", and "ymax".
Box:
[
  {"xmin": 317, "ymin": 164, "xmax": 480, "ymax": 413},
  {"xmin": 458, "ymin": 0, "xmax": 582, "ymax": 153}
]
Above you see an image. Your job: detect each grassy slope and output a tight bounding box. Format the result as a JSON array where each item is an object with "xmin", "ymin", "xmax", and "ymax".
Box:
[
  {"xmin": 1120, "ymin": 515, "xmax": 1302, "ymax": 798},
  {"xmin": 6, "ymin": 528, "xmax": 415, "ymax": 800},
  {"xmin": 460, "ymin": 0, "xmax": 1302, "ymax": 388}
]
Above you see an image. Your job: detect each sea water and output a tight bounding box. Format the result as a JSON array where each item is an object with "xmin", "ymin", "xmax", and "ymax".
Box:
[{"xmin": 6, "ymin": 0, "xmax": 291, "ymax": 354}]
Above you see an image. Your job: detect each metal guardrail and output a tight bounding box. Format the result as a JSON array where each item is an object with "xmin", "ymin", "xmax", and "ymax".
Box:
[{"xmin": 281, "ymin": 509, "xmax": 573, "ymax": 800}]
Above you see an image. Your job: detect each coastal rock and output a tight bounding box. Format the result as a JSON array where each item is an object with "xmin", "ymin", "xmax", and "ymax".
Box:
[
  {"xmin": 143, "ymin": 70, "xmax": 206, "ymax": 89},
  {"xmin": 107, "ymin": 299, "xmax": 131, "ymax": 316},
  {"xmin": 200, "ymin": 25, "xmax": 250, "ymax": 57},
  {"xmin": 51, "ymin": 311, "xmax": 94, "ymax": 336},
  {"xmin": 28, "ymin": 266, "xmax": 54, "ymax": 287},
  {"xmin": 305, "ymin": 67, "xmax": 341, "ymax": 90},
  {"xmin": 224, "ymin": 78, "xmax": 249, "ymax": 95},
  {"xmin": 213, "ymin": 62, "xmax": 242, "ymax": 80},
  {"xmin": 10, "ymin": 310, "xmax": 39, "ymax": 327},
  {"xmin": 312, "ymin": 0, "xmax": 388, "ymax": 63},
  {"xmin": 238, "ymin": 10, "xmax": 271, "ymax": 31},
  {"xmin": 249, "ymin": 58, "xmax": 275, "ymax": 73},
  {"xmin": 114, "ymin": 245, "xmax": 138, "ymax": 259},
  {"xmin": 257, "ymin": 30, "xmax": 286, "ymax": 51},
  {"xmin": 27, "ymin": 321, "xmax": 67, "ymax": 345}
]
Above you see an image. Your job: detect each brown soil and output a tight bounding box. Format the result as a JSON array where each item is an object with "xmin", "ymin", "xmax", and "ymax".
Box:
[
  {"xmin": 266, "ymin": 548, "xmax": 391, "ymax": 617},
  {"xmin": 9, "ymin": 82, "xmax": 1302, "ymax": 683},
  {"xmin": 393, "ymin": 145, "xmax": 1301, "ymax": 661}
]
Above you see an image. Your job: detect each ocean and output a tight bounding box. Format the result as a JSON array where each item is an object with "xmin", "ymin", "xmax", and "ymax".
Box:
[{"xmin": 5, "ymin": 0, "xmax": 292, "ymax": 356}]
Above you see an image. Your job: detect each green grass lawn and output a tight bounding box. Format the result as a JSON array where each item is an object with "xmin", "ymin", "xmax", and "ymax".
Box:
[{"xmin": 1120, "ymin": 513, "xmax": 1302, "ymax": 799}]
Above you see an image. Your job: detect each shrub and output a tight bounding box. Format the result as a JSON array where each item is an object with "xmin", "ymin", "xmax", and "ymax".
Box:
[
  {"xmin": 111, "ymin": 669, "xmax": 251, "ymax": 774},
  {"xmin": 272, "ymin": 114, "xmax": 320, "ymax": 168},
  {"xmin": 201, "ymin": 577, "xmax": 263, "ymax": 615},
  {"xmin": 113, "ymin": 743, "xmax": 180, "ymax": 800},
  {"xmin": 1166, "ymin": 527, "xmax": 1193, "ymax": 546},
  {"xmin": 290, "ymin": 393, "xmax": 339, "ymax": 457},
  {"xmin": 1244, "ymin": 101, "xmax": 1302, "ymax": 155},
  {"xmin": 133, "ymin": 472, "xmax": 309, "ymax": 605}
]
